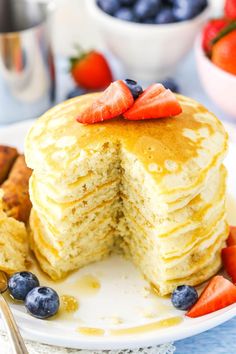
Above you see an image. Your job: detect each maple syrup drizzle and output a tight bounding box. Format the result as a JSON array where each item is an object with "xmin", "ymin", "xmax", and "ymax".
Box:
[
  {"xmin": 77, "ymin": 327, "xmax": 105, "ymax": 336},
  {"xmin": 109, "ymin": 316, "xmax": 183, "ymax": 336},
  {"xmin": 77, "ymin": 317, "xmax": 182, "ymax": 337}
]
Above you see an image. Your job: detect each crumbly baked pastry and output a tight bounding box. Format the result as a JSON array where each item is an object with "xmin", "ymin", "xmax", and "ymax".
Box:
[{"xmin": 0, "ymin": 190, "xmax": 28, "ymax": 274}]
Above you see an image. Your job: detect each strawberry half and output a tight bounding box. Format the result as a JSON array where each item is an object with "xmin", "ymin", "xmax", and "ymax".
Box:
[
  {"xmin": 227, "ymin": 226, "xmax": 236, "ymax": 246},
  {"xmin": 123, "ymin": 84, "xmax": 182, "ymax": 120},
  {"xmin": 77, "ymin": 80, "xmax": 134, "ymax": 124},
  {"xmin": 186, "ymin": 276, "xmax": 236, "ymax": 318},
  {"xmin": 222, "ymin": 246, "xmax": 236, "ymax": 283}
]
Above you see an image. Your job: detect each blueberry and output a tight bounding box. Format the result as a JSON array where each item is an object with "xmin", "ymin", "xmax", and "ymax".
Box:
[
  {"xmin": 171, "ymin": 285, "xmax": 198, "ymax": 311},
  {"xmin": 8, "ymin": 272, "xmax": 40, "ymax": 301},
  {"xmin": 124, "ymin": 79, "xmax": 143, "ymax": 99},
  {"xmin": 198, "ymin": 0, "xmax": 208, "ymax": 11},
  {"xmin": 25, "ymin": 287, "xmax": 60, "ymax": 319},
  {"xmin": 161, "ymin": 78, "xmax": 179, "ymax": 93},
  {"xmin": 134, "ymin": 0, "xmax": 161, "ymax": 20},
  {"xmin": 142, "ymin": 17, "xmax": 155, "ymax": 24},
  {"xmin": 115, "ymin": 7, "xmax": 136, "ymax": 21},
  {"xmin": 120, "ymin": 0, "xmax": 136, "ymax": 5},
  {"xmin": 67, "ymin": 87, "xmax": 88, "ymax": 99},
  {"xmin": 155, "ymin": 7, "xmax": 176, "ymax": 24},
  {"xmin": 172, "ymin": 0, "xmax": 206, "ymax": 21},
  {"xmin": 97, "ymin": 0, "xmax": 121, "ymax": 15}
]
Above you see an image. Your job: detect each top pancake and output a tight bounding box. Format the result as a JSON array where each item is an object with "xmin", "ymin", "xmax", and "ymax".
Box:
[{"xmin": 25, "ymin": 93, "xmax": 228, "ymax": 200}]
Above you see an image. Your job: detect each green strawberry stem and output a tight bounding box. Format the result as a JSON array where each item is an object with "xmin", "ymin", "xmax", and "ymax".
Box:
[
  {"xmin": 212, "ymin": 21, "xmax": 236, "ymax": 45},
  {"xmin": 69, "ymin": 44, "xmax": 92, "ymax": 70}
]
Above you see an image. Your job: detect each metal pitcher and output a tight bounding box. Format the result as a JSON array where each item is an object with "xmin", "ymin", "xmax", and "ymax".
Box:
[{"xmin": 0, "ymin": 0, "xmax": 56, "ymax": 124}]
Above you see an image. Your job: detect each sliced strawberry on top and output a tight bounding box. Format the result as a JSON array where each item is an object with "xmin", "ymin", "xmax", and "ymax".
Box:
[
  {"xmin": 77, "ymin": 80, "xmax": 134, "ymax": 124},
  {"xmin": 227, "ymin": 226, "xmax": 236, "ymax": 246},
  {"xmin": 186, "ymin": 276, "xmax": 236, "ymax": 318},
  {"xmin": 222, "ymin": 246, "xmax": 236, "ymax": 283},
  {"xmin": 123, "ymin": 84, "xmax": 182, "ymax": 120}
]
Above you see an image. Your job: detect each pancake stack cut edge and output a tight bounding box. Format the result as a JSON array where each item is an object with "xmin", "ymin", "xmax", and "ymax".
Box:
[{"xmin": 25, "ymin": 94, "xmax": 229, "ymax": 295}]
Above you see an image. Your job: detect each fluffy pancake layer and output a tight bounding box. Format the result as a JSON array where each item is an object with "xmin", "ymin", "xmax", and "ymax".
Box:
[
  {"xmin": 0, "ymin": 190, "xmax": 28, "ymax": 274},
  {"xmin": 25, "ymin": 94, "xmax": 228, "ymax": 295}
]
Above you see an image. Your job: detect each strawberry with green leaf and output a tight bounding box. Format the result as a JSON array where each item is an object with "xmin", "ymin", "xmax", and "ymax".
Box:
[{"xmin": 70, "ymin": 46, "xmax": 113, "ymax": 90}]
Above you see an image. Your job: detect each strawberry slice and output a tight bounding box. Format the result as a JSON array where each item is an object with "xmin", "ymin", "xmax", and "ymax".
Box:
[
  {"xmin": 227, "ymin": 226, "xmax": 236, "ymax": 246},
  {"xmin": 77, "ymin": 80, "xmax": 134, "ymax": 124},
  {"xmin": 222, "ymin": 246, "xmax": 236, "ymax": 283},
  {"xmin": 123, "ymin": 84, "xmax": 182, "ymax": 120},
  {"xmin": 186, "ymin": 276, "xmax": 236, "ymax": 318}
]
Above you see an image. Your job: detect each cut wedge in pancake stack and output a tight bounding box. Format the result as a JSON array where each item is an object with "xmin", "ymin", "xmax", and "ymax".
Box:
[{"xmin": 25, "ymin": 93, "xmax": 229, "ymax": 295}]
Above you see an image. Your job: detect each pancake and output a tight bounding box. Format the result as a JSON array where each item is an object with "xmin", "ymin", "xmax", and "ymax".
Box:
[
  {"xmin": 0, "ymin": 190, "xmax": 28, "ymax": 274},
  {"xmin": 25, "ymin": 93, "xmax": 228, "ymax": 294}
]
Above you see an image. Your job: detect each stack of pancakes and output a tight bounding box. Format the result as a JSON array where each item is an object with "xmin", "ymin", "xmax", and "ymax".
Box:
[{"xmin": 25, "ymin": 94, "xmax": 228, "ymax": 295}]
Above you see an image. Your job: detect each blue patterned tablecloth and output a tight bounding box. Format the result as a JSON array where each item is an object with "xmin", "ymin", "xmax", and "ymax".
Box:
[{"xmin": 175, "ymin": 317, "xmax": 236, "ymax": 354}]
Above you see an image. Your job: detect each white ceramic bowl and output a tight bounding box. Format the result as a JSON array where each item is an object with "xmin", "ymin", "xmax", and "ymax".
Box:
[
  {"xmin": 195, "ymin": 35, "xmax": 236, "ymax": 118},
  {"xmin": 87, "ymin": 0, "xmax": 210, "ymax": 82}
]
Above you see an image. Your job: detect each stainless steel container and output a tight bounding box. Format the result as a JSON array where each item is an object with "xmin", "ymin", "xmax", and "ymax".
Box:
[{"xmin": 0, "ymin": 0, "xmax": 55, "ymax": 124}]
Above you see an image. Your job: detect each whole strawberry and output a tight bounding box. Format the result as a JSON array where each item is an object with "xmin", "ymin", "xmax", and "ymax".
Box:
[
  {"xmin": 70, "ymin": 46, "xmax": 113, "ymax": 90},
  {"xmin": 212, "ymin": 28, "xmax": 236, "ymax": 75},
  {"xmin": 225, "ymin": 0, "xmax": 236, "ymax": 20},
  {"xmin": 202, "ymin": 18, "xmax": 229, "ymax": 54}
]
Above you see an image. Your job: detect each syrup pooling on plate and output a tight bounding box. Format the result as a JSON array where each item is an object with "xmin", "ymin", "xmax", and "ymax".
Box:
[
  {"xmin": 24, "ymin": 256, "xmax": 100, "ymax": 321},
  {"xmin": 109, "ymin": 316, "xmax": 183, "ymax": 336},
  {"xmin": 77, "ymin": 327, "xmax": 105, "ymax": 336},
  {"xmin": 76, "ymin": 316, "xmax": 183, "ymax": 337},
  {"xmin": 18, "ymin": 254, "xmax": 177, "ymax": 327},
  {"xmin": 70, "ymin": 275, "xmax": 100, "ymax": 296}
]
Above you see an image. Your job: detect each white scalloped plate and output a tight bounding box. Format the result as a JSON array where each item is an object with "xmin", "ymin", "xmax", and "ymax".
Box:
[{"xmin": 0, "ymin": 120, "xmax": 235, "ymax": 350}]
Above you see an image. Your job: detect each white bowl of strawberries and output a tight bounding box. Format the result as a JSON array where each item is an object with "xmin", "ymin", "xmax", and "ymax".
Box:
[{"xmin": 195, "ymin": 0, "xmax": 236, "ymax": 118}]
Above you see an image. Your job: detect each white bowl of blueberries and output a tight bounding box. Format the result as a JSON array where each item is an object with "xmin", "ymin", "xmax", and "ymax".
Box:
[{"xmin": 87, "ymin": 0, "xmax": 210, "ymax": 81}]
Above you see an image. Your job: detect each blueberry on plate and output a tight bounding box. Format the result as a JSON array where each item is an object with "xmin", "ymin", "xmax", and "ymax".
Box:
[
  {"xmin": 161, "ymin": 78, "xmax": 179, "ymax": 93},
  {"xmin": 8, "ymin": 272, "xmax": 40, "ymax": 301},
  {"xmin": 97, "ymin": 0, "xmax": 121, "ymax": 15},
  {"xmin": 172, "ymin": 0, "xmax": 207, "ymax": 21},
  {"xmin": 25, "ymin": 287, "xmax": 60, "ymax": 319},
  {"xmin": 115, "ymin": 7, "xmax": 136, "ymax": 21},
  {"xmin": 67, "ymin": 87, "xmax": 88, "ymax": 99},
  {"xmin": 134, "ymin": 0, "xmax": 161, "ymax": 20},
  {"xmin": 171, "ymin": 285, "xmax": 198, "ymax": 311},
  {"xmin": 124, "ymin": 79, "xmax": 143, "ymax": 99},
  {"xmin": 155, "ymin": 7, "xmax": 176, "ymax": 24}
]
